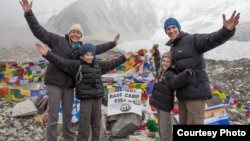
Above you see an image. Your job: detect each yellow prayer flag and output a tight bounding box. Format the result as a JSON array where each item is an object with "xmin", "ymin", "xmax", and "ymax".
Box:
[
  {"xmin": 0, "ymin": 82, "xmax": 7, "ymax": 87},
  {"xmin": 125, "ymin": 57, "xmax": 135, "ymax": 71},
  {"xmin": 154, "ymin": 116, "xmax": 158, "ymax": 125},
  {"xmin": 21, "ymin": 89, "xmax": 31, "ymax": 96},
  {"xmin": 140, "ymin": 83, "xmax": 147, "ymax": 89},
  {"xmin": 213, "ymin": 90, "xmax": 227, "ymax": 100},
  {"xmin": 107, "ymin": 85, "xmax": 113, "ymax": 89},
  {"xmin": 17, "ymin": 62, "xmax": 22, "ymax": 67},
  {"xmin": 33, "ymin": 75, "xmax": 41, "ymax": 82},
  {"xmin": 24, "ymin": 75, "xmax": 33, "ymax": 80},
  {"xmin": 4, "ymin": 94, "xmax": 25, "ymax": 102},
  {"xmin": 41, "ymin": 75, "xmax": 45, "ymax": 81},
  {"xmin": 109, "ymin": 86, "xmax": 116, "ymax": 93},
  {"xmin": 219, "ymin": 92, "xmax": 227, "ymax": 100},
  {"xmin": 34, "ymin": 115, "xmax": 44, "ymax": 126},
  {"xmin": 107, "ymin": 85, "xmax": 114, "ymax": 93},
  {"xmin": 5, "ymin": 66, "xmax": 14, "ymax": 72},
  {"xmin": 4, "ymin": 72, "xmax": 12, "ymax": 78}
]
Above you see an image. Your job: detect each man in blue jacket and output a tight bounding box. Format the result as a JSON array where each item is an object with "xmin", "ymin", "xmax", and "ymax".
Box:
[{"xmin": 163, "ymin": 10, "xmax": 240, "ymax": 125}]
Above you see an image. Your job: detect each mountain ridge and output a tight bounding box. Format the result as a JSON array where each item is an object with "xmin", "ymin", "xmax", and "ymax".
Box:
[
  {"xmin": 45, "ymin": 0, "xmax": 158, "ymax": 41},
  {"xmin": 0, "ymin": 0, "xmax": 250, "ymax": 61}
]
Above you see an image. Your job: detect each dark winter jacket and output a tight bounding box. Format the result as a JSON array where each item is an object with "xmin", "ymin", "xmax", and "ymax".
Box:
[
  {"xmin": 149, "ymin": 49, "xmax": 192, "ymax": 112},
  {"xmin": 24, "ymin": 10, "xmax": 117, "ymax": 88},
  {"xmin": 44, "ymin": 51, "xmax": 126, "ymax": 100},
  {"xmin": 166, "ymin": 26, "xmax": 235, "ymax": 100}
]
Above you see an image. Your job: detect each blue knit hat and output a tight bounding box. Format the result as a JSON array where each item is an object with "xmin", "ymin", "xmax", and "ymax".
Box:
[
  {"xmin": 164, "ymin": 17, "xmax": 181, "ymax": 31},
  {"xmin": 81, "ymin": 43, "xmax": 96, "ymax": 56}
]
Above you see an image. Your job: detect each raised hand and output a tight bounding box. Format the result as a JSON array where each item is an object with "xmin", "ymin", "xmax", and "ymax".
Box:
[
  {"xmin": 113, "ymin": 34, "xmax": 120, "ymax": 44},
  {"xmin": 19, "ymin": 0, "xmax": 33, "ymax": 12},
  {"xmin": 223, "ymin": 10, "xmax": 240, "ymax": 31},
  {"xmin": 124, "ymin": 52, "xmax": 132, "ymax": 59},
  {"xmin": 150, "ymin": 44, "xmax": 159, "ymax": 55},
  {"xmin": 36, "ymin": 43, "xmax": 49, "ymax": 56}
]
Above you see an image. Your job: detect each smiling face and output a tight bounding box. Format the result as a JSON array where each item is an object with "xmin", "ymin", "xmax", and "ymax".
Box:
[
  {"xmin": 161, "ymin": 57, "xmax": 171, "ymax": 70},
  {"xmin": 165, "ymin": 25, "xmax": 180, "ymax": 40},
  {"xmin": 69, "ymin": 30, "xmax": 82, "ymax": 43},
  {"xmin": 81, "ymin": 52, "xmax": 94, "ymax": 63}
]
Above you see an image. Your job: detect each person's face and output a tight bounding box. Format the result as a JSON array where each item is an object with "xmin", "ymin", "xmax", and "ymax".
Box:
[
  {"xmin": 165, "ymin": 25, "xmax": 180, "ymax": 40},
  {"xmin": 161, "ymin": 57, "xmax": 171, "ymax": 70},
  {"xmin": 82, "ymin": 52, "xmax": 94, "ymax": 63},
  {"xmin": 69, "ymin": 30, "xmax": 82, "ymax": 42}
]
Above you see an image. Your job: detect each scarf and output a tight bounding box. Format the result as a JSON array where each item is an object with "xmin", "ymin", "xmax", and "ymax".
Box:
[{"xmin": 71, "ymin": 42, "xmax": 81, "ymax": 50}]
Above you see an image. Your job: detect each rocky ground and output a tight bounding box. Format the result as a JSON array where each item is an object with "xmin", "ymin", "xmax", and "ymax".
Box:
[
  {"xmin": 206, "ymin": 58, "xmax": 250, "ymax": 125},
  {"xmin": 0, "ymin": 46, "xmax": 250, "ymax": 140}
]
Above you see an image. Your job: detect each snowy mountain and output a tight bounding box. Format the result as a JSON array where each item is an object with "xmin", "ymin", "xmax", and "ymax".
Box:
[
  {"xmin": 149, "ymin": 0, "xmax": 250, "ymax": 41},
  {"xmin": 0, "ymin": 0, "xmax": 250, "ymax": 60},
  {"xmin": 45, "ymin": 0, "xmax": 158, "ymax": 41},
  {"xmin": 44, "ymin": 0, "xmax": 250, "ymax": 40}
]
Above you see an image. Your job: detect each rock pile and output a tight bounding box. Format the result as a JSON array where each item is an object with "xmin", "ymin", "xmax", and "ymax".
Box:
[{"xmin": 206, "ymin": 59, "xmax": 250, "ymax": 125}]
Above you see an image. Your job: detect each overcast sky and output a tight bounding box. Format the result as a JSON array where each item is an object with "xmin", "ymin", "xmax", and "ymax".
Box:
[{"xmin": 0, "ymin": 0, "xmax": 76, "ymax": 26}]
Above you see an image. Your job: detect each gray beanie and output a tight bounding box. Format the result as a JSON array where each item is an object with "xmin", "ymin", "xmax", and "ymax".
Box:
[{"xmin": 68, "ymin": 23, "xmax": 83, "ymax": 37}]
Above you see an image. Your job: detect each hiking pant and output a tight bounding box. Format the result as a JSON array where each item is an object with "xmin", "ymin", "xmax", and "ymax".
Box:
[
  {"xmin": 46, "ymin": 85, "xmax": 75, "ymax": 141},
  {"xmin": 77, "ymin": 98, "xmax": 102, "ymax": 141},
  {"xmin": 178, "ymin": 99, "xmax": 206, "ymax": 125},
  {"xmin": 157, "ymin": 109, "xmax": 172, "ymax": 141}
]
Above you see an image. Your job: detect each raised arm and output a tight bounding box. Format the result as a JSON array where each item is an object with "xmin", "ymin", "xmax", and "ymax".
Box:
[
  {"xmin": 36, "ymin": 43, "xmax": 79, "ymax": 76},
  {"xmin": 95, "ymin": 34, "xmax": 120, "ymax": 55},
  {"xmin": 150, "ymin": 44, "xmax": 161, "ymax": 71},
  {"xmin": 20, "ymin": 0, "xmax": 60, "ymax": 48},
  {"xmin": 72, "ymin": 34, "xmax": 120, "ymax": 59},
  {"xmin": 195, "ymin": 10, "xmax": 240, "ymax": 53},
  {"xmin": 100, "ymin": 52, "xmax": 132, "ymax": 74}
]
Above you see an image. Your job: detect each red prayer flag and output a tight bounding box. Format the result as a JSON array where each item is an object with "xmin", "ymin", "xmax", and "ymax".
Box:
[{"xmin": 0, "ymin": 87, "xmax": 9, "ymax": 96}]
